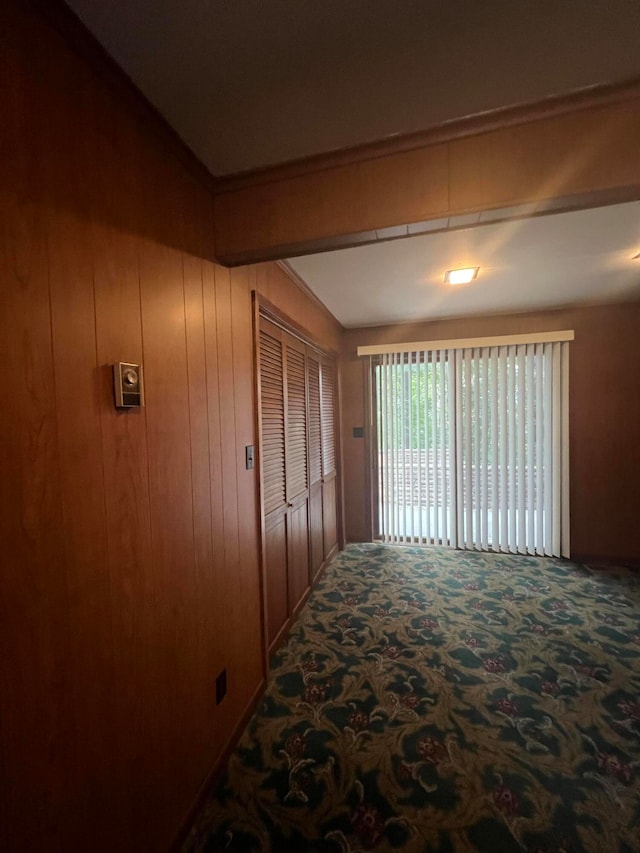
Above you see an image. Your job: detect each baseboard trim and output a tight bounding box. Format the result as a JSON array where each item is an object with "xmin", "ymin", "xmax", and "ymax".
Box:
[
  {"xmin": 311, "ymin": 544, "xmax": 338, "ymax": 587},
  {"xmin": 170, "ymin": 678, "xmax": 267, "ymax": 852}
]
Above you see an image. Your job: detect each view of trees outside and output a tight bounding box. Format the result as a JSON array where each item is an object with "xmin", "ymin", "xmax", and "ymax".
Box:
[
  {"xmin": 375, "ymin": 357, "xmax": 449, "ymax": 452},
  {"xmin": 375, "ymin": 348, "xmax": 550, "ymax": 546}
]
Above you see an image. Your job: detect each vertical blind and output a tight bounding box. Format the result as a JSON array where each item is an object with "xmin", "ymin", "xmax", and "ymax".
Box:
[{"xmin": 374, "ymin": 338, "xmax": 570, "ymax": 557}]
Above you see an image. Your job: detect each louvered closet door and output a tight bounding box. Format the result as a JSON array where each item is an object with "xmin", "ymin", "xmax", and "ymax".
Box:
[
  {"xmin": 321, "ymin": 356, "xmax": 338, "ymax": 558},
  {"xmin": 284, "ymin": 334, "xmax": 310, "ymax": 614},
  {"xmin": 307, "ymin": 349, "xmax": 324, "ymax": 580},
  {"xmin": 259, "ymin": 318, "xmax": 288, "ymax": 647}
]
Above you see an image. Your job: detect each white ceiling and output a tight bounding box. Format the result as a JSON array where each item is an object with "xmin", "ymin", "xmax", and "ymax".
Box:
[
  {"xmin": 287, "ymin": 203, "xmax": 640, "ymax": 327},
  {"xmin": 62, "ymin": 1, "xmax": 640, "ymax": 324},
  {"xmin": 65, "ymin": 0, "xmax": 640, "ymax": 175}
]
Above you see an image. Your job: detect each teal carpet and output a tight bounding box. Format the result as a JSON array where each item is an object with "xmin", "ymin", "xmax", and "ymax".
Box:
[{"xmin": 184, "ymin": 544, "xmax": 640, "ymax": 852}]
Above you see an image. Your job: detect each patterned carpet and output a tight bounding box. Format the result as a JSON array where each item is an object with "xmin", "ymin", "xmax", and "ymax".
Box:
[{"xmin": 184, "ymin": 544, "xmax": 640, "ymax": 853}]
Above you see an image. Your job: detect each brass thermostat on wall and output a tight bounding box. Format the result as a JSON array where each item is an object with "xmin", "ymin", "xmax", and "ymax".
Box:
[{"xmin": 113, "ymin": 362, "xmax": 145, "ymax": 408}]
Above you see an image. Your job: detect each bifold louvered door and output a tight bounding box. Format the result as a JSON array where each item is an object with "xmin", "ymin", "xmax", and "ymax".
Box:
[
  {"xmin": 258, "ymin": 315, "xmax": 340, "ymax": 652},
  {"xmin": 259, "ymin": 319, "xmax": 289, "ymax": 647},
  {"xmin": 284, "ymin": 335, "xmax": 310, "ymax": 617},
  {"xmin": 307, "ymin": 350, "xmax": 324, "ymax": 580},
  {"xmin": 258, "ymin": 318, "xmax": 310, "ymax": 649},
  {"xmin": 321, "ymin": 356, "xmax": 338, "ymax": 559}
]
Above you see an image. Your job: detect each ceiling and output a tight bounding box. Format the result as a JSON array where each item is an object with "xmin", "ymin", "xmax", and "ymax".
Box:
[
  {"xmin": 66, "ymin": 0, "xmax": 640, "ymax": 176},
  {"xmin": 63, "ymin": 0, "xmax": 640, "ymax": 326},
  {"xmin": 288, "ymin": 203, "xmax": 640, "ymax": 327}
]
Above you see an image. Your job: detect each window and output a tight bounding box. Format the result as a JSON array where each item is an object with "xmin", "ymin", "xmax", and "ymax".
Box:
[{"xmin": 370, "ymin": 333, "xmax": 571, "ymax": 557}]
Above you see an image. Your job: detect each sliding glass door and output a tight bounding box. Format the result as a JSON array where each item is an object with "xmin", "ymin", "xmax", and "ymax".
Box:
[{"xmin": 374, "ymin": 341, "xmax": 569, "ymax": 557}]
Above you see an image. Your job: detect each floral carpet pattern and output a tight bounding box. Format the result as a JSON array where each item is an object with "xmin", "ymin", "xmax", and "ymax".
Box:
[{"xmin": 184, "ymin": 544, "xmax": 640, "ymax": 853}]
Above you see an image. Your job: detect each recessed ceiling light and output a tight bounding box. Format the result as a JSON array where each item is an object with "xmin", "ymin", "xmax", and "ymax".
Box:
[{"xmin": 444, "ymin": 267, "xmax": 479, "ymax": 285}]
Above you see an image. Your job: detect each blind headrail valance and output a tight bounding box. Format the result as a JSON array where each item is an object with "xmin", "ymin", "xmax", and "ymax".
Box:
[{"xmin": 357, "ymin": 330, "xmax": 574, "ymax": 357}]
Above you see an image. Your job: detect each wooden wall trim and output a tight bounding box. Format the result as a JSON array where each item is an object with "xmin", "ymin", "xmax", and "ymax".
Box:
[
  {"xmin": 213, "ymin": 86, "xmax": 640, "ymax": 265},
  {"xmin": 214, "ymin": 76, "xmax": 640, "ymax": 194}
]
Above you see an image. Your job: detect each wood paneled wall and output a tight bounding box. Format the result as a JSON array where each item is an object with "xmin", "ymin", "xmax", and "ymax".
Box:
[
  {"xmin": 213, "ymin": 84, "xmax": 640, "ymax": 264},
  {"xmin": 341, "ymin": 303, "xmax": 640, "ymax": 564},
  {"xmin": 0, "ymin": 2, "xmax": 342, "ymax": 850},
  {"xmin": 254, "ymin": 262, "xmax": 342, "ymax": 352}
]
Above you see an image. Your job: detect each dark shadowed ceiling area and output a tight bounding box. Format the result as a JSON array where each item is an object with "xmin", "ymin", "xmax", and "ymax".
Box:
[{"xmin": 65, "ymin": 0, "xmax": 640, "ymax": 175}]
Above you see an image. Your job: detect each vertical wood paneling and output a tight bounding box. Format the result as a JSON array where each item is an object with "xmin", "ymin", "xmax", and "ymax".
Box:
[
  {"xmin": 288, "ymin": 502, "xmax": 311, "ymax": 613},
  {"xmin": 91, "ymin": 83, "xmax": 156, "ymax": 847},
  {"xmin": 322, "ymin": 477, "xmax": 339, "ymax": 558},
  {"xmin": 265, "ymin": 516, "xmax": 289, "ymax": 645},
  {"xmin": 138, "ymin": 154, "xmax": 199, "ymax": 842},
  {"xmin": 0, "ymin": 7, "xmax": 76, "ymax": 848},
  {"xmin": 0, "ymin": 2, "xmax": 344, "ymax": 849},
  {"xmin": 340, "ymin": 355, "xmax": 368, "ymax": 542},
  {"xmin": 309, "ymin": 486, "xmax": 325, "ymax": 580},
  {"xmin": 184, "ymin": 247, "xmax": 225, "ymax": 767},
  {"xmin": 230, "ymin": 266, "xmax": 264, "ymax": 707},
  {"xmin": 182, "ymin": 168, "xmax": 224, "ymax": 763},
  {"xmin": 214, "ymin": 265, "xmax": 244, "ymax": 728},
  {"xmin": 43, "ymin": 36, "xmax": 121, "ymax": 846},
  {"xmin": 256, "ymin": 262, "xmax": 342, "ymax": 352},
  {"xmin": 0, "ymin": 183, "xmax": 76, "ymax": 853}
]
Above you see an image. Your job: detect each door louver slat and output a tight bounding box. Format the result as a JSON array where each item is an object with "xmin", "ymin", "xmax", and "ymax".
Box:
[
  {"xmin": 260, "ymin": 329, "xmax": 286, "ymax": 516},
  {"xmin": 321, "ymin": 359, "xmax": 336, "ymax": 477},
  {"xmin": 286, "ymin": 345, "xmax": 308, "ymax": 500},
  {"xmin": 308, "ymin": 354, "xmax": 322, "ymax": 486}
]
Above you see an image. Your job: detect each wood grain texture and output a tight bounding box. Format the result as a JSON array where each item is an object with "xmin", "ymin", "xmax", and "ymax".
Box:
[
  {"xmin": 264, "ymin": 514, "xmax": 289, "ymax": 646},
  {"xmin": 342, "ymin": 303, "xmax": 640, "ymax": 563},
  {"xmin": 229, "ymin": 266, "xmax": 264, "ymax": 715},
  {"xmin": 89, "ymin": 47, "xmax": 157, "ymax": 846},
  {"xmin": 449, "ymin": 100, "xmax": 640, "ymax": 212},
  {"xmin": 215, "ymin": 78, "xmax": 640, "ymax": 194},
  {"xmin": 184, "ymin": 247, "xmax": 227, "ymax": 778},
  {"xmin": 0, "ymin": 6, "xmax": 76, "ymax": 847},
  {"xmin": 288, "ymin": 500, "xmax": 311, "ymax": 613},
  {"xmin": 322, "ymin": 476, "xmax": 339, "ymax": 560},
  {"xmin": 255, "ymin": 261, "xmax": 343, "ymax": 352},
  {"xmin": 214, "ymin": 145, "xmax": 448, "ymax": 262},
  {"xmin": 213, "ymin": 95, "xmax": 640, "ymax": 264},
  {"xmin": 0, "ymin": 2, "xmax": 343, "ymax": 849},
  {"xmin": 139, "ymin": 226, "xmax": 202, "ymax": 847},
  {"xmin": 309, "ymin": 484, "xmax": 325, "ymax": 581},
  {"xmin": 255, "ymin": 309, "xmax": 342, "ymax": 663},
  {"xmin": 2, "ymin": 7, "xmax": 636, "ymax": 850}
]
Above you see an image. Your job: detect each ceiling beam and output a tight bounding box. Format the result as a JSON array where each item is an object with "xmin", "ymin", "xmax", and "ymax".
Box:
[{"xmin": 212, "ymin": 80, "xmax": 640, "ymax": 265}]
